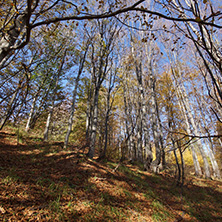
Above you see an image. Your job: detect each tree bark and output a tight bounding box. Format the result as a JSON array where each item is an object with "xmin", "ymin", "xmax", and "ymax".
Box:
[
  {"xmin": 0, "ymin": 76, "xmax": 24, "ymax": 130},
  {"xmin": 176, "ymin": 66, "xmax": 211, "ymax": 178},
  {"xmin": 43, "ymin": 49, "xmax": 67, "ymax": 141},
  {"xmin": 64, "ymin": 46, "xmax": 89, "ymax": 149},
  {"xmin": 87, "ymin": 86, "xmax": 99, "ymax": 158}
]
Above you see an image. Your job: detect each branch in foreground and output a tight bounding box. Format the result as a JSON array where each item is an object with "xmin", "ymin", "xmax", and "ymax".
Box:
[
  {"xmin": 170, "ymin": 131, "xmax": 222, "ymax": 139},
  {"xmin": 31, "ymin": 2, "xmax": 222, "ymax": 30}
]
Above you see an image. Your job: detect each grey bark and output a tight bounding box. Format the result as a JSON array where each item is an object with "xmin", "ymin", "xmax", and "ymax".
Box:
[
  {"xmin": 100, "ymin": 67, "xmax": 117, "ymax": 158},
  {"xmin": 150, "ymin": 71, "xmax": 162, "ymax": 173},
  {"xmin": 44, "ymin": 49, "xmax": 67, "ymax": 141},
  {"xmin": 122, "ymin": 71, "xmax": 135, "ymax": 161},
  {"xmin": 0, "ymin": 13, "xmax": 28, "ymax": 69},
  {"xmin": 85, "ymin": 74, "xmax": 93, "ymax": 143},
  {"xmin": 25, "ymin": 96, "xmax": 37, "ymax": 132},
  {"xmin": 0, "ymin": 0, "xmax": 39, "ymax": 69},
  {"xmin": 195, "ymin": 90, "xmax": 221, "ymax": 179},
  {"xmin": 163, "ymin": 44, "xmax": 203, "ymax": 177},
  {"xmin": 87, "ymin": 19, "xmax": 118, "ymax": 158},
  {"xmin": 64, "ymin": 46, "xmax": 89, "ymax": 149},
  {"xmin": 0, "ymin": 78, "xmax": 23, "ymax": 130},
  {"xmin": 25, "ymin": 72, "xmax": 50, "ymax": 132},
  {"xmin": 176, "ymin": 71, "xmax": 211, "ymax": 178},
  {"xmin": 88, "ymin": 86, "xmax": 100, "ymax": 158},
  {"xmin": 171, "ymin": 57, "xmax": 211, "ymax": 177},
  {"xmin": 177, "ymin": 92, "xmax": 202, "ymax": 177},
  {"xmin": 131, "ymin": 38, "xmax": 151, "ymax": 163}
]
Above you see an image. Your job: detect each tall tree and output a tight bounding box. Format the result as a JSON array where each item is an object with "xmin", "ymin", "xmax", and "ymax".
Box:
[
  {"xmin": 64, "ymin": 37, "xmax": 90, "ymax": 149},
  {"xmin": 87, "ymin": 18, "xmax": 120, "ymax": 158}
]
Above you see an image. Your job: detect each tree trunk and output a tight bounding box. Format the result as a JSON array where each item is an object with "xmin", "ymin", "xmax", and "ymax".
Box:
[
  {"xmin": 101, "ymin": 89, "xmax": 110, "ymax": 159},
  {"xmin": 86, "ymin": 76, "xmax": 93, "ymax": 144},
  {"xmin": 150, "ymin": 72, "xmax": 162, "ymax": 172},
  {"xmin": 0, "ymin": 14, "xmax": 28, "ymax": 69},
  {"xmin": 25, "ymin": 96, "xmax": 37, "ymax": 132},
  {"xmin": 175, "ymin": 82, "xmax": 203, "ymax": 177},
  {"xmin": 0, "ymin": 77, "xmax": 24, "ymax": 130},
  {"xmin": 64, "ymin": 69, "xmax": 83, "ymax": 149},
  {"xmin": 44, "ymin": 49, "xmax": 67, "ymax": 141},
  {"xmin": 122, "ymin": 73, "xmax": 135, "ymax": 161},
  {"xmin": 0, "ymin": 89, "xmax": 18, "ymax": 130},
  {"xmin": 64, "ymin": 46, "xmax": 89, "ymax": 149},
  {"xmin": 87, "ymin": 86, "xmax": 99, "ymax": 158},
  {"xmin": 176, "ymin": 68, "xmax": 211, "ymax": 178}
]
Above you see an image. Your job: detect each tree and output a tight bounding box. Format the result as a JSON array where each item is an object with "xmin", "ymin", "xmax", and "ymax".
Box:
[
  {"xmin": 87, "ymin": 18, "xmax": 120, "ymax": 158},
  {"xmin": 64, "ymin": 36, "xmax": 90, "ymax": 149},
  {"xmin": 43, "ymin": 48, "xmax": 67, "ymax": 141},
  {"xmin": 163, "ymin": 0, "xmax": 222, "ymax": 107},
  {"xmin": 99, "ymin": 59, "xmax": 119, "ymax": 159}
]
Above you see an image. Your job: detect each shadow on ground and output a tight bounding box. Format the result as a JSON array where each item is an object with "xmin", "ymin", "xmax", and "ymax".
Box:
[{"xmin": 0, "ymin": 131, "xmax": 222, "ymax": 221}]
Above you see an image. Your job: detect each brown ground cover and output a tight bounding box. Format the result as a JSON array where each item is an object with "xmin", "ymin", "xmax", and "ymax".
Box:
[{"xmin": 0, "ymin": 128, "xmax": 222, "ymax": 221}]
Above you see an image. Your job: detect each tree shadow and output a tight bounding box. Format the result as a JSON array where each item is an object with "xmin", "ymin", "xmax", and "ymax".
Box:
[{"xmin": 0, "ymin": 133, "xmax": 222, "ymax": 221}]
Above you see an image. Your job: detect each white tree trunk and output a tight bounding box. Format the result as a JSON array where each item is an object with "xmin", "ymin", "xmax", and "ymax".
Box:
[
  {"xmin": 176, "ymin": 91, "xmax": 203, "ymax": 177},
  {"xmin": 25, "ymin": 96, "xmax": 37, "ymax": 132}
]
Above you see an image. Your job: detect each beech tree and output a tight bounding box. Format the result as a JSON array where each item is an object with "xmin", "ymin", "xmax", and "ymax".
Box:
[
  {"xmin": 43, "ymin": 48, "xmax": 67, "ymax": 141},
  {"xmin": 88, "ymin": 18, "xmax": 122, "ymax": 158},
  {"xmin": 64, "ymin": 35, "xmax": 90, "ymax": 149},
  {"xmin": 99, "ymin": 58, "xmax": 119, "ymax": 159}
]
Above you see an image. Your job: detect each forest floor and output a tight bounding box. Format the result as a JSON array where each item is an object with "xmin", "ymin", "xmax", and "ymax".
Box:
[{"xmin": 0, "ymin": 127, "xmax": 222, "ymax": 221}]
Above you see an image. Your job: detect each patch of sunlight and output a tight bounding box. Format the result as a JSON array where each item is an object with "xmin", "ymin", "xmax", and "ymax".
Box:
[{"xmin": 17, "ymin": 149, "xmax": 43, "ymax": 155}]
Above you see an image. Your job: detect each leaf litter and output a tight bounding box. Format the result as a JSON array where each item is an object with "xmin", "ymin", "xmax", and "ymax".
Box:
[{"xmin": 0, "ymin": 129, "xmax": 222, "ymax": 221}]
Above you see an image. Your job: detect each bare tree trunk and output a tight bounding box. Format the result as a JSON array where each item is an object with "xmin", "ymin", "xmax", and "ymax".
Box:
[
  {"xmin": 0, "ymin": 14, "xmax": 28, "ymax": 69},
  {"xmin": 86, "ymin": 19, "xmax": 118, "ymax": 158},
  {"xmin": 0, "ymin": 77, "xmax": 24, "ymax": 130},
  {"xmin": 164, "ymin": 49, "xmax": 203, "ymax": 177},
  {"xmin": 173, "ymin": 148, "xmax": 181, "ymax": 185},
  {"xmin": 182, "ymin": 96, "xmax": 211, "ymax": 178},
  {"xmin": 100, "ymin": 67, "xmax": 117, "ymax": 159},
  {"xmin": 64, "ymin": 47, "xmax": 89, "ymax": 149},
  {"xmin": 101, "ymin": 86, "xmax": 111, "ymax": 158},
  {"xmin": 207, "ymin": 137, "xmax": 221, "ymax": 179},
  {"xmin": 177, "ymin": 139, "xmax": 185, "ymax": 186},
  {"xmin": 150, "ymin": 71, "xmax": 162, "ymax": 173},
  {"xmin": 102, "ymin": 100, "xmax": 110, "ymax": 158},
  {"xmin": 87, "ymin": 86, "xmax": 99, "ymax": 158},
  {"xmin": 86, "ymin": 75, "xmax": 93, "ymax": 144},
  {"xmin": 196, "ymin": 92, "xmax": 221, "ymax": 179},
  {"xmin": 0, "ymin": 88, "xmax": 19, "ymax": 130},
  {"xmin": 43, "ymin": 50, "xmax": 67, "ymax": 141},
  {"xmin": 176, "ymin": 85, "xmax": 203, "ymax": 177},
  {"xmin": 175, "ymin": 65, "xmax": 211, "ymax": 178},
  {"xmin": 136, "ymin": 105, "xmax": 143, "ymax": 162},
  {"xmin": 122, "ymin": 72, "xmax": 135, "ymax": 161},
  {"xmin": 154, "ymin": 87, "xmax": 165, "ymax": 168},
  {"xmin": 25, "ymin": 96, "xmax": 37, "ymax": 132},
  {"xmin": 198, "ymin": 121, "xmax": 221, "ymax": 179},
  {"xmin": 169, "ymin": 112, "xmax": 182, "ymax": 185}
]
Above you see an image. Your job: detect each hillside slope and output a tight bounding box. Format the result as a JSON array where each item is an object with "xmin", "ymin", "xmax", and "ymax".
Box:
[{"xmin": 0, "ymin": 128, "xmax": 222, "ymax": 221}]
